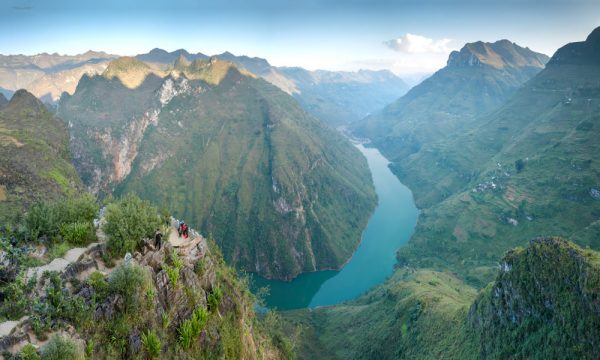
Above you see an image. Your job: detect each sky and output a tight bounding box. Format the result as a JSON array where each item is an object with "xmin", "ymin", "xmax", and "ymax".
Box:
[{"xmin": 1, "ymin": 0, "xmax": 599, "ymax": 76}]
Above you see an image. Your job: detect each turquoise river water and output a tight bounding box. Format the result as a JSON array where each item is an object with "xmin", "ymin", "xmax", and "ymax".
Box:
[{"xmin": 251, "ymin": 144, "xmax": 419, "ymax": 310}]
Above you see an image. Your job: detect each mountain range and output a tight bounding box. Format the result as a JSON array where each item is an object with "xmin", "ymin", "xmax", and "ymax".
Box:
[
  {"xmin": 353, "ymin": 40, "xmax": 549, "ymax": 162},
  {"xmin": 0, "ymin": 51, "xmax": 116, "ymax": 102},
  {"xmin": 286, "ymin": 27, "xmax": 600, "ymax": 359},
  {"xmin": 58, "ymin": 56, "xmax": 377, "ymax": 280},
  {"xmin": 0, "ymin": 48, "xmax": 408, "ymax": 128}
]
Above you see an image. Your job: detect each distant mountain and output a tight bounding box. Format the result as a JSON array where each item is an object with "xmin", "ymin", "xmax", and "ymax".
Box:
[
  {"xmin": 278, "ymin": 67, "xmax": 410, "ymax": 127},
  {"xmin": 58, "ymin": 57, "xmax": 377, "ymax": 280},
  {"xmin": 135, "ymin": 48, "xmax": 409, "ymax": 126},
  {"xmin": 135, "ymin": 48, "xmax": 208, "ymax": 67},
  {"xmin": 0, "ymin": 51, "xmax": 116, "ymax": 102},
  {"xmin": 386, "ymin": 27, "xmax": 600, "ymax": 286},
  {"xmin": 353, "ymin": 40, "xmax": 549, "ymax": 161},
  {"xmin": 288, "ymin": 237, "xmax": 600, "ymax": 359},
  {"xmin": 0, "ymin": 90, "xmax": 82, "ymax": 222}
]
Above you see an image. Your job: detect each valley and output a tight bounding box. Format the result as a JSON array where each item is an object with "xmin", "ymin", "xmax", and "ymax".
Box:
[{"xmin": 0, "ymin": 5, "xmax": 598, "ymax": 357}]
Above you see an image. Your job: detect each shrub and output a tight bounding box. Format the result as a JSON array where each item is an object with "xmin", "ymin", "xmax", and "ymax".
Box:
[
  {"xmin": 40, "ymin": 335, "xmax": 82, "ymax": 360},
  {"xmin": 55, "ymin": 194, "xmax": 98, "ymax": 225},
  {"xmin": 19, "ymin": 343, "xmax": 40, "ymax": 360},
  {"xmin": 190, "ymin": 307, "xmax": 208, "ymax": 336},
  {"xmin": 0, "ymin": 271, "xmax": 34, "ymax": 320},
  {"xmin": 87, "ymin": 271, "xmax": 109, "ymax": 301},
  {"xmin": 30, "ymin": 272, "xmax": 91, "ymax": 336},
  {"xmin": 208, "ymin": 287, "xmax": 223, "ymax": 312},
  {"xmin": 103, "ymin": 194, "xmax": 160, "ymax": 257},
  {"xmin": 26, "ymin": 201, "xmax": 58, "ymax": 241},
  {"xmin": 108, "ymin": 264, "xmax": 148, "ymax": 313},
  {"xmin": 161, "ymin": 312, "xmax": 171, "ymax": 330},
  {"xmin": 178, "ymin": 307, "xmax": 208, "ymax": 350},
  {"xmin": 85, "ymin": 339, "xmax": 94, "ymax": 358},
  {"xmin": 27, "ymin": 195, "xmax": 98, "ymax": 241},
  {"xmin": 164, "ymin": 265, "xmax": 180, "ymax": 288},
  {"xmin": 164, "ymin": 250, "xmax": 184, "ymax": 287},
  {"xmin": 178, "ymin": 320, "xmax": 195, "ymax": 349},
  {"xmin": 60, "ymin": 222, "xmax": 96, "ymax": 246},
  {"xmin": 141, "ymin": 329, "xmax": 162, "ymax": 358}
]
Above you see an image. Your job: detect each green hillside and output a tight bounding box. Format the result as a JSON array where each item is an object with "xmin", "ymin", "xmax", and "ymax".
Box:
[
  {"xmin": 392, "ymin": 27, "xmax": 600, "ymax": 286},
  {"xmin": 58, "ymin": 58, "xmax": 377, "ymax": 281},
  {"xmin": 287, "ymin": 237, "xmax": 600, "ymax": 359},
  {"xmin": 0, "ymin": 90, "xmax": 82, "ymax": 222},
  {"xmin": 353, "ymin": 40, "xmax": 548, "ymax": 161}
]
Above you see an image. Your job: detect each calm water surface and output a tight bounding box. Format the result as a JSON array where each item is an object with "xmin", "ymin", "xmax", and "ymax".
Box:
[{"xmin": 251, "ymin": 144, "xmax": 418, "ymax": 309}]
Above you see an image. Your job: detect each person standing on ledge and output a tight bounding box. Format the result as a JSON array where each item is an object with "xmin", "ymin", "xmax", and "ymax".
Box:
[{"xmin": 155, "ymin": 228, "xmax": 163, "ymax": 250}]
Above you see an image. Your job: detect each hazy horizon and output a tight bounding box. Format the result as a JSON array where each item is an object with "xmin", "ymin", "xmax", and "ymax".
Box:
[{"xmin": 2, "ymin": 0, "xmax": 599, "ymax": 76}]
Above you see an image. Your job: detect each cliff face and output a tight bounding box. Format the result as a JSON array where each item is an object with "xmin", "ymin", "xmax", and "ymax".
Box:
[
  {"xmin": 59, "ymin": 59, "xmax": 376, "ymax": 281},
  {"xmin": 469, "ymin": 237, "xmax": 600, "ymax": 358}
]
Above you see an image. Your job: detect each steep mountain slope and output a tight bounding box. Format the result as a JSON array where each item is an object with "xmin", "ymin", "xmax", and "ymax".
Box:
[
  {"xmin": 136, "ymin": 49, "xmax": 409, "ymax": 126},
  {"xmin": 288, "ymin": 237, "xmax": 600, "ymax": 359},
  {"xmin": 0, "ymin": 51, "xmax": 116, "ymax": 102},
  {"xmin": 392, "ymin": 27, "xmax": 600, "ymax": 286},
  {"xmin": 353, "ymin": 40, "xmax": 548, "ymax": 161},
  {"xmin": 0, "ymin": 93, "xmax": 7, "ymax": 110},
  {"xmin": 0, "ymin": 196, "xmax": 291, "ymax": 359},
  {"xmin": 58, "ymin": 57, "xmax": 377, "ymax": 280},
  {"xmin": 0, "ymin": 90, "xmax": 82, "ymax": 222}
]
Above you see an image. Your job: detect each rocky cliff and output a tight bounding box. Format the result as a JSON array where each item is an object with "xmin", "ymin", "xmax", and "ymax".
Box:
[{"xmin": 469, "ymin": 237, "xmax": 600, "ymax": 358}]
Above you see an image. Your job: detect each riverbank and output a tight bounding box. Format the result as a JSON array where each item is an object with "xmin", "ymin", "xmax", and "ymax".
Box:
[{"xmin": 251, "ymin": 144, "xmax": 418, "ymax": 309}]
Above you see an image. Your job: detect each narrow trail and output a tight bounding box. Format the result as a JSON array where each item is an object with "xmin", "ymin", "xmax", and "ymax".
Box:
[{"xmin": 0, "ymin": 218, "xmax": 206, "ymax": 340}]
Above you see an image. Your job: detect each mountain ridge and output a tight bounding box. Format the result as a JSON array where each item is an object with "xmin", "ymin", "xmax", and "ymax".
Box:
[
  {"xmin": 352, "ymin": 38, "xmax": 549, "ymax": 162},
  {"xmin": 0, "ymin": 89, "xmax": 82, "ymax": 222},
  {"xmin": 58, "ymin": 62, "xmax": 377, "ymax": 280}
]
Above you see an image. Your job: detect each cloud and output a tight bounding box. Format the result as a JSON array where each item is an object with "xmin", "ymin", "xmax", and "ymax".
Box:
[{"xmin": 384, "ymin": 33, "xmax": 453, "ymax": 54}]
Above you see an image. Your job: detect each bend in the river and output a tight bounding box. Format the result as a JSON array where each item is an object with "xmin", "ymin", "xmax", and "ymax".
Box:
[{"xmin": 251, "ymin": 144, "xmax": 419, "ymax": 310}]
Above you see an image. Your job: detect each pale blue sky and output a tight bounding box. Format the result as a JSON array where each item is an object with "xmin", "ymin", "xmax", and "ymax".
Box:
[{"xmin": 2, "ymin": 0, "xmax": 599, "ymax": 75}]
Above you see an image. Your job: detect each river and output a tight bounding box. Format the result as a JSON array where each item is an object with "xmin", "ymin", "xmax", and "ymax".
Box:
[{"xmin": 251, "ymin": 144, "xmax": 419, "ymax": 310}]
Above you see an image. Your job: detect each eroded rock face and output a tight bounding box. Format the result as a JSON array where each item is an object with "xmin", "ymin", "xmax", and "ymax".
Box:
[{"xmin": 61, "ymin": 76, "xmax": 192, "ymax": 195}]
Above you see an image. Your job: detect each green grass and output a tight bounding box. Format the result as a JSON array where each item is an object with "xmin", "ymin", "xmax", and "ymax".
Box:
[{"xmin": 283, "ymin": 268, "xmax": 478, "ymax": 360}]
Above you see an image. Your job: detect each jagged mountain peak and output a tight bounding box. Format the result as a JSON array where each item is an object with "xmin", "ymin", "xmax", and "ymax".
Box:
[
  {"xmin": 174, "ymin": 53, "xmax": 191, "ymax": 70},
  {"xmin": 103, "ymin": 56, "xmax": 164, "ymax": 88},
  {"xmin": 447, "ymin": 39, "xmax": 549, "ymax": 69},
  {"xmin": 177, "ymin": 57, "xmax": 253, "ymax": 84}
]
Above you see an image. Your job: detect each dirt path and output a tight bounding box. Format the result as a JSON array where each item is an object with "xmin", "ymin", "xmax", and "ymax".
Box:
[
  {"xmin": 26, "ymin": 241, "xmax": 99, "ymax": 280},
  {"xmin": 0, "ymin": 317, "xmax": 27, "ymax": 338}
]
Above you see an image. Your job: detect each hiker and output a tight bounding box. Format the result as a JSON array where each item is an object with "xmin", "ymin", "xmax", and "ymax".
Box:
[
  {"xmin": 155, "ymin": 228, "xmax": 163, "ymax": 250},
  {"xmin": 182, "ymin": 223, "xmax": 189, "ymax": 239},
  {"xmin": 178, "ymin": 220, "xmax": 184, "ymax": 238}
]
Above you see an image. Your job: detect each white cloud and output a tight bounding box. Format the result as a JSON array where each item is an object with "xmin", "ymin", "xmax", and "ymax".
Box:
[{"xmin": 384, "ymin": 33, "xmax": 453, "ymax": 54}]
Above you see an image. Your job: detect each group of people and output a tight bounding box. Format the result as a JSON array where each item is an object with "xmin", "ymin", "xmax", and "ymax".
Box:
[
  {"xmin": 153, "ymin": 219, "xmax": 190, "ymax": 250},
  {"xmin": 177, "ymin": 220, "xmax": 189, "ymax": 239}
]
